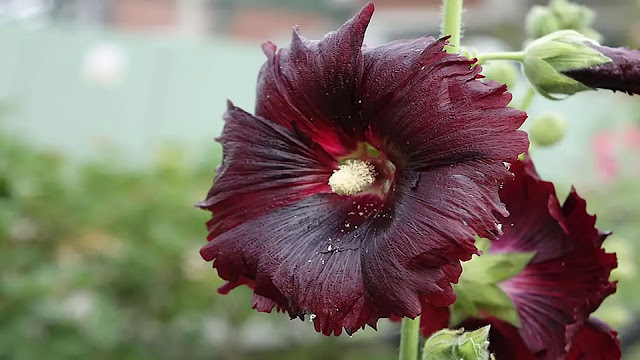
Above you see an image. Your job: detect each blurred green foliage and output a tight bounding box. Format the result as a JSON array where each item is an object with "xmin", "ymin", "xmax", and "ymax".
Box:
[
  {"xmin": 0, "ymin": 125, "xmax": 397, "ymax": 359},
  {"xmin": 0, "ymin": 131, "xmax": 228, "ymax": 359}
]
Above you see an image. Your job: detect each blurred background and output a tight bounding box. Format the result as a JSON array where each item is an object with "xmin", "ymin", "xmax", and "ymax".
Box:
[{"xmin": 0, "ymin": 0, "xmax": 638, "ymax": 359}]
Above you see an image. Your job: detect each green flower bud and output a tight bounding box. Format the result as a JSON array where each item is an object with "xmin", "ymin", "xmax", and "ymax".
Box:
[
  {"xmin": 525, "ymin": 6, "xmax": 560, "ymax": 40},
  {"xmin": 522, "ymin": 30, "xmax": 611, "ymax": 99},
  {"xmin": 529, "ymin": 112, "xmax": 567, "ymax": 146},
  {"xmin": 525, "ymin": 0, "xmax": 602, "ymax": 42},
  {"xmin": 422, "ymin": 326, "xmax": 492, "ymax": 360},
  {"xmin": 480, "ymin": 61, "xmax": 519, "ymax": 89}
]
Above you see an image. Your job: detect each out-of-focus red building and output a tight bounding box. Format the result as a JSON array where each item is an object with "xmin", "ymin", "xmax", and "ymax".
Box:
[
  {"xmin": 38, "ymin": 0, "xmax": 639, "ymax": 47},
  {"xmin": 111, "ymin": 0, "xmax": 178, "ymax": 30}
]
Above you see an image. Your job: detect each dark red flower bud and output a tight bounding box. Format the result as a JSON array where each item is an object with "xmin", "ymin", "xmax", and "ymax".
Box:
[{"xmin": 563, "ymin": 44, "xmax": 640, "ymax": 95}]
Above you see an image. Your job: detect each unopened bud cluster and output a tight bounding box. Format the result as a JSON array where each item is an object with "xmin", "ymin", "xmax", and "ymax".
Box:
[{"xmin": 525, "ymin": 0, "xmax": 602, "ymax": 41}]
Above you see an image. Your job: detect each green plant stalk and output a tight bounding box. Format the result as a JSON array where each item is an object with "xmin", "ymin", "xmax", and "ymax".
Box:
[
  {"xmin": 442, "ymin": 0, "xmax": 464, "ymax": 53},
  {"xmin": 518, "ymin": 87, "xmax": 537, "ymax": 111},
  {"xmin": 476, "ymin": 51, "xmax": 525, "ymax": 64},
  {"xmin": 399, "ymin": 316, "xmax": 421, "ymax": 360}
]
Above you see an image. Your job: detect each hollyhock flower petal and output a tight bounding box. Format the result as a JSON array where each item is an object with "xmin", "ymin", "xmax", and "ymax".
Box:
[
  {"xmin": 490, "ymin": 157, "xmax": 571, "ymax": 262},
  {"xmin": 197, "ymin": 103, "xmax": 336, "ymax": 239},
  {"xmin": 255, "ymin": 3, "xmax": 374, "ymax": 157},
  {"xmin": 361, "ymin": 36, "xmax": 529, "ymax": 170},
  {"xmin": 563, "ymin": 45, "xmax": 640, "ymax": 95},
  {"xmin": 566, "ymin": 318, "xmax": 621, "ymax": 360},
  {"xmin": 362, "ymin": 159, "xmax": 528, "ymax": 317},
  {"xmin": 201, "ymin": 193, "xmax": 385, "ymax": 336},
  {"xmin": 419, "ymin": 300, "xmax": 451, "ymax": 338},
  {"xmin": 199, "ymin": 3, "xmax": 531, "ymax": 335},
  {"xmin": 491, "ymin": 157, "xmax": 617, "ymax": 359}
]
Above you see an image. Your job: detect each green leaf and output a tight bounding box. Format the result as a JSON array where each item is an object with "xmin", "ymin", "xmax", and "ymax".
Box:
[
  {"xmin": 450, "ymin": 285, "xmax": 480, "ymax": 326},
  {"xmin": 454, "ymin": 282, "xmax": 521, "ymax": 328},
  {"xmin": 482, "ymin": 302, "xmax": 521, "ymax": 328},
  {"xmin": 422, "ymin": 326, "xmax": 492, "ymax": 360},
  {"xmin": 462, "ymin": 252, "xmax": 535, "ymax": 284},
  {"xmin": 449, "ymin": 251, "xmax": 532, "ymax": 327},
  {"xmin": 475, "ymin": 236, "xmax": 491, "ymax": 254}
]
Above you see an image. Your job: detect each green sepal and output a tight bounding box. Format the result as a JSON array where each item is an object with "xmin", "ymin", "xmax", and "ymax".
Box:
[
  {"xmin": 522, "ymin": 30, "xmax": 611, "ymax": 99},
  {"xmin": 450, "ymin": 285, "xmax": 480, "ymax": 326},
  {"xmin": 452, "ymin": 282, "xmax": 521, "ymax": 328},
  {"xmin": 527, "ymin": 31, "xmax": 611, "ymax": 72},
  {"xmin": 523, "ymin": 57, "xmax": 588, "ymax": 99},
  {"xmin": 422, "ymin": 326, "xmax": 492, "ymax": 360},
  {"xmin": 449, "ymin": 251, "xmax": 534, "ymax": 328},
  {"xmin": 461, "ymin": 252, "xmax": 535, "ymax": 285},
  {"xmin": 472, "ymin": 284, "xmax": 521, "ymax": 327}
]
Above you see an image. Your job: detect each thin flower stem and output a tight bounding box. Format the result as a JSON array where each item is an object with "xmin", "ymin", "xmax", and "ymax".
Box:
[
  {"xmin": 517, "ymin": 87, "xmax": 537, "ymax": 157},
  {"xmin": 441, "ymin": 0, "xmax": 463, "ymax": 53},
  {"xmin": 476, "ymin": 51, "xmax": 525, "ymax": 64},
  {"xmin": 399, "ymin": 316, "xmax": 421, "ymax": 360},
  {"xmin": 517, "ymin": 87, "xmax": 537, "ymax": 112}
]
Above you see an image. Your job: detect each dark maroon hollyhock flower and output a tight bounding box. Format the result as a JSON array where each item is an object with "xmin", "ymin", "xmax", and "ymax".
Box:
[
  {"xmin": 418, "ymin": 157, "xmax": 617, "ymax": 357},
  {"xmin": 197, "ymin": 3, "xmax": 528, "ymax": 336},
  {"xmin": 563, "ymin": 45, "xmax": 640, "ymax": 95},
  {"xmin": 491, "ymin": 157, "xmax": 617, "ymax": 359}
]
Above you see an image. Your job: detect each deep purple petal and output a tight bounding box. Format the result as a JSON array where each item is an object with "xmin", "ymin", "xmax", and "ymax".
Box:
[
  {"xmin": 201, "ymin": 154, "xmax": 507, "ymax": 334},
  {"xmin": 201, "ymin": 194, "xmax": 379, "ymax": 336},
  {"xmin": 566, "ymin": 318, "xmax": 621, "ymax": 360},
  {"xmin": 362, "ymin": 160, "xmax": 512, "ymax": 316},
  {"xmin": 492, "ymin": 157, "xmax": 617, "ymax": 359},
  {"xmin": 491, "ymin": 157, "xmax": 572, "ymax": 262},
  {"xmin": 255, "ymin": 3, "xmax": 374, "ymax": 157},
  {"xmin": 197, "ymin": 103, "xmax": 336, "ymax": 239},
  {"xmin": 361, "ymin": 37, "xmax": 529, "ymax": 170},
  {"xmin": 563, "ymin": 44, "xmax": 640, "ymax": 95},
  {"xmin": 419, "ymin": 300, "xmax": 451, "ymax": 338}
]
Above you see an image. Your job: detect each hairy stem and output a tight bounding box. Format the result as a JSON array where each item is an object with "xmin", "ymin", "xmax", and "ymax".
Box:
[
  {"xmin": 476, "ymin": 51, "xmax": 525, "ymax": 64},
  {"xmin": 399, "ymin": 316, "xmax": 421, "ymax": 360},
  {"xmin": 441, "ymin": 0, "xmax": 464, "ymax": 53}
]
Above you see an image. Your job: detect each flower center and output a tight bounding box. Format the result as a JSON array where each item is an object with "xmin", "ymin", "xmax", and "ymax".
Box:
[{"xmin": 328, "ymin": 160, "xmax": 376, "ymax": 196}]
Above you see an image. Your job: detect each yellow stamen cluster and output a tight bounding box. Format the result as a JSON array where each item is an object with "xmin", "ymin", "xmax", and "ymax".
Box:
[{"xmin": 328, "ymin": 160, "xmax": 376, "ymax": 196}]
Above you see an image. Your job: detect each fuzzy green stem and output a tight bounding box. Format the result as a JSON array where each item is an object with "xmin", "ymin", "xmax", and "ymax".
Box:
[
  {"xmin": 441, "ymin": 0, "xmax": 463, "ymax": 53},
  {"xmin": 518, "ymin": 87, "xmax": 537, "ymax": 112},
  {"xmin": 399, "ymin": 316, "xmax": 421, "ymax": 360},
  {"xmin": 476, "ymin": 51, "xmax": 525, "ymax": 64}
]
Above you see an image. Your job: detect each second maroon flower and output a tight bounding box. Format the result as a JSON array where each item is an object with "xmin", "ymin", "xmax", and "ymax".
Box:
[{"xmin": 419, "ymin": 157, "xmax": 618, "ymax": 359}]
